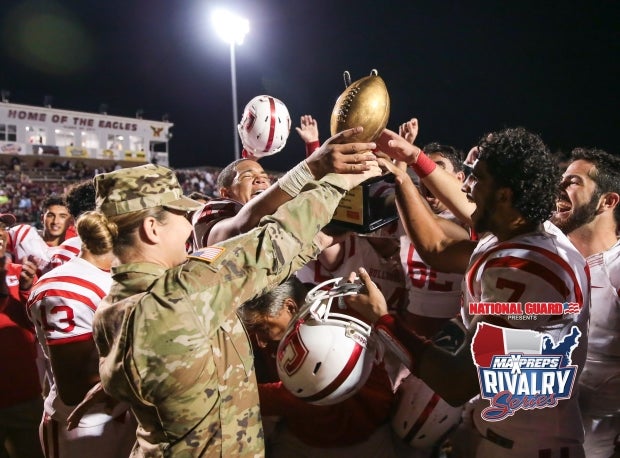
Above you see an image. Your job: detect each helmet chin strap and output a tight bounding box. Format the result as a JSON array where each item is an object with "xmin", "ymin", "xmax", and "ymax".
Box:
[{"xmin": 241, "ymin": 149, "xmax": 256, "ymax": 160}]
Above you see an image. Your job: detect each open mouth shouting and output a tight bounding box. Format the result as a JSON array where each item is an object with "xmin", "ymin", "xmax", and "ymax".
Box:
[{"xmin": 553, "ymin": 194, "xmax": 572, "ymax": 219}]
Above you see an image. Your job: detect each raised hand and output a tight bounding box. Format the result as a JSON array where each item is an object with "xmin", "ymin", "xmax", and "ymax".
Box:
[
  {"xmin": 376, "ymin": 128, "xmax": 422, "ymax": 165},
  {"xmin": 343, "ymin": 267, "xmax": 389, "ymax": 324},
  {"xmin": 67, "ymin": 382, "xmax": 119, "ymax": 430},
  {"xmin": 295, "ymin": 115, "xmax": 319, "ymax": 144},
  {"xmin": 19, "ymin": 255, "xmax": 38, "ymax": 291},
  {"xmin": 306, "ymin": 126, "xmax": 379, "ymax": 180},
  {"xmin": 398, "ymin": 118, "xmax": 419, "ymax": 145}
]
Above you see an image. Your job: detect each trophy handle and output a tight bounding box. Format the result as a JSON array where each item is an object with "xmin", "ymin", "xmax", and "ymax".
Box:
[
  {"xmin": 343, "ymin": 69, "xmax": 378, "ymax": 89},
  {"xmin": 343, "ymin": 70, "xmax": 351, "ymax": 88}
]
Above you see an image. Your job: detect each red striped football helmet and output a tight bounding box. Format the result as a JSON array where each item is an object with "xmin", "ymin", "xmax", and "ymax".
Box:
[
  {"xmin": 276, "ymin": 277, "xmax": 375, "ymax": 406},
  {"xmin": 237, "ymin": 95, "xmax": 291, "ymax": 158}
]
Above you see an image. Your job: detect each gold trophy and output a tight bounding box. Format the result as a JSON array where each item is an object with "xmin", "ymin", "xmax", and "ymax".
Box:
[{"xmin": 329, "ymin": 70, "xmax": 398, "ymax": 233}]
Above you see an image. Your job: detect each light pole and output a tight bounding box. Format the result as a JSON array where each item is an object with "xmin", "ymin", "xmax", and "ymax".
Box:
[{"xmin": 212, "ymin": 9, "xmax": 249, "ymax": 160}]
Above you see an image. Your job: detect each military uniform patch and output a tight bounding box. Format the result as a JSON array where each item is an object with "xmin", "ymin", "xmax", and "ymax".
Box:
[{"xmin": 189, "ymin": 246, "xmax": 226, "ymax": 263}]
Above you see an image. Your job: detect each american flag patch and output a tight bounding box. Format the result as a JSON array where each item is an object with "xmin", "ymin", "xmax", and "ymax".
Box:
[
  {"xmin": 562, "ymin": 302, "xmax": 582, "ymax": 314},
  {"xmin": 189, "ymin": 246, "xmax": 225, "ymax": 263}
]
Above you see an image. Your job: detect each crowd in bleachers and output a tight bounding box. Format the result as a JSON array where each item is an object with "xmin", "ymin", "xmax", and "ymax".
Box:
[{"xmin": 0, "ymin": 154, "xmax": 283, "ymax": 224}]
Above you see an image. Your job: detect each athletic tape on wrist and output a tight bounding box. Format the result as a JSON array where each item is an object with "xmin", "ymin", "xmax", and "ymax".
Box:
[{"xmin": 278, "ymin": 160, "xmax": 315, "ymax": 197}]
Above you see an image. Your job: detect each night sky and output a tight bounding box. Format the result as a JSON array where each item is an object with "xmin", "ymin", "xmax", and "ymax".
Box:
[{"xmin": 1, "ymin": 0, "xmax": 618, "ymax": 172}]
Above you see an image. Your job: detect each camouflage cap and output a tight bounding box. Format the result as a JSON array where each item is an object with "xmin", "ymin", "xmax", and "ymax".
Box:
[{"xmin": 94, "ymin": 164, "xmax": 203, "ymax": 216}]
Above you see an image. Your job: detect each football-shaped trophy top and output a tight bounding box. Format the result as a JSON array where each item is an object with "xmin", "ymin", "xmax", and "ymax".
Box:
[{"xmin": 330, "ymin": 69, "xmax": 390, "ymax": 143}]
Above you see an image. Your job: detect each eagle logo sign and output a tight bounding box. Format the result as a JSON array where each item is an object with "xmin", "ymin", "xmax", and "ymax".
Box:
[{"xmin": 150, "ymin": 126, "xmax": 164, "ymax": 137}]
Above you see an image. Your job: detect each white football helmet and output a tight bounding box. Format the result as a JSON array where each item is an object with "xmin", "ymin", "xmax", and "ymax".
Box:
[
  {"xmin": 392, "ymin": 375, "xmax": 463, "ymax": 449},
  {"xmin": 237, "ymin": 95, "xmax": 291, "ymax": 158},
  {"xmin": 276, "ymin": 277, "xmax": 375, "ymax": 406}
]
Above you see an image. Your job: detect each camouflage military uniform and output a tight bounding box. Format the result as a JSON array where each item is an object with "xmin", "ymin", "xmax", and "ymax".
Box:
[{"xmin": 92, "ymin": 170, "xmax": 353, "ymax": 458}]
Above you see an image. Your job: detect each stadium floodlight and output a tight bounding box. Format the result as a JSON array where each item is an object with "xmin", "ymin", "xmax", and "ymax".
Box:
[{"xmin": 212, "ymin": 9, "xmax": 249, "ymax": 160}]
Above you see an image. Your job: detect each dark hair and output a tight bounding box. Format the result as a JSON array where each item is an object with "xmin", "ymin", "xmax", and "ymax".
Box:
[
  {"xmin": 65, "ymin": 180, "xmax": 96, "ymax": 217},
  {"xmin": 570, "ymin": 147, "xmax": 620, "ymax": 224},
  {"xmin": 239, "ymin": 277, "xmax": 308, "ymax": 328},
  {"xmin": 423, "ymin": 142, "xmax": 464, "ymax": 172},
  {"xmin": 478, "ymin": 127, "xmax": 560, "ymax": 225},
  {"xmin": 217, "ymin": 159, "xmax": 249, "ymax": 190},
  {"xmin": 42, "ymin": 195, "xmax": 67, "ymax": 211}
]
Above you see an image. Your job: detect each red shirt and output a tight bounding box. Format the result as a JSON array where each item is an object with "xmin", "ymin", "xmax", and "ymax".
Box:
[{"xmin": 0, "ymin": 262, "xmax": 41, "ymax": 408}]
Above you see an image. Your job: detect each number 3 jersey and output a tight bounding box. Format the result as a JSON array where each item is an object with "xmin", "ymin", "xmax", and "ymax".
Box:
[{"xmin": 27, "ymin": 256, "xmax": 113, "ymax": 425}]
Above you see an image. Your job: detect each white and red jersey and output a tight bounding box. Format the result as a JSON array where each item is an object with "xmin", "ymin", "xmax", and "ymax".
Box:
[
  {"xmin": 296, "ymin": 234, "xmax": 407, "ymax": 314},
  {"xmin": 7, "ymin": 223, "xmax": 51, "ymax": 269},
  {"xmin": 190, "ymin": 198, "xmax": 243, "ymax": 251},
  {"xmin": 466, "ymin": 221, "xmax": 591, "ymax": 449},
  {"xmin": 579, "ymin": 238, "xmax": 620, "ymax": 417},
  {"xmin": 47, "ymin": 236, "xmax": 82, "ymax": 270},
  {"xmin": 27, "ymin": 256, "xmax": 115, "ymax": 427},
  {"xmin": 398, "ymin": 212, "xmax": 466, "ymax": 319},
  {"xmin": 28, "ymin": 256, "xmax": 111, "ymax": 347}
]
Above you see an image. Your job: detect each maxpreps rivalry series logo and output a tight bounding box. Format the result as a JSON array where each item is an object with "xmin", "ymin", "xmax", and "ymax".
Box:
[{"xmin": 471, "ymin": 322, "xmax": 581, "ymax": 422}]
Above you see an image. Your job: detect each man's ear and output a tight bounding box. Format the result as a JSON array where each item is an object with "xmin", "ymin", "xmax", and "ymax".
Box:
[
  {"xmin": 284, "ymin": 297, "xmax": 298, "ymax": 315},
  {"xmin": 219, "ymin": 187, "xmax": 229, "ymax": 199},
  {"xmin": 496, "ymin": 187, "xmax": 513, "ymax": 204},
  {"xmin": 600, "ymin": 192, "xmax": 620, "ymax": 212}
]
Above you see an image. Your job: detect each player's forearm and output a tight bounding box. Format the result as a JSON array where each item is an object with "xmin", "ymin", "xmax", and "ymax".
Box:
[
  {"xmin": 395, "ymin": 176, "xmax": 459, "ymax": 271},
  {"xmin": 209, "ymin": 184, "xmax": 292, "ymax": 243},
  {"xmin": 209, "ymin": 161, "xmax": 317, "ymax": 244},
  {"xmin": 421, "ymin": 168, "xmax": 475, "ymax": 226},
  {"xmin": 375, "ymin": 314, "xmax": 478, "ymax": 406},
  {"xmin": 408, "ymin": 149, "xmax": 475, "ymax": 226}
]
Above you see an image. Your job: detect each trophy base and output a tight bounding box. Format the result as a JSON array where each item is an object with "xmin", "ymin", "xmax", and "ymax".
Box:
[{"xmin": 328, "ymin": 173, "xmax": 398, "ymax": 234}]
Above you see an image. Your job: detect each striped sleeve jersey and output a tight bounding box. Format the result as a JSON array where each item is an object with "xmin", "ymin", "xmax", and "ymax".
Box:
[{"xmin": 27, "ymin": 256, "xmax": 112, "ymax": 348}]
